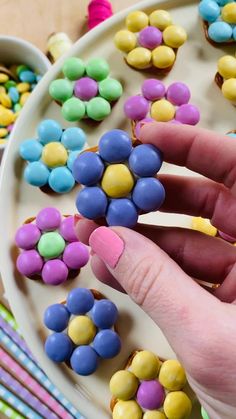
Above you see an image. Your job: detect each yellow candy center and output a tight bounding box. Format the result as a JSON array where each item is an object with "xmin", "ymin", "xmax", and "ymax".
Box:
[
  {"xmin": 101, "ymin": 164, "xmax": 134, "ymax": 198},
  {"xmin": 42, "ymin": 142, "xmax": 68, "ymax": 168},
  {"xmin": 67, "ymin": 315, "xmax": 96, "ymax": 345},
  {"xmin": 151, "ymin": 99, "xmax": 175, "ymax": 122}
]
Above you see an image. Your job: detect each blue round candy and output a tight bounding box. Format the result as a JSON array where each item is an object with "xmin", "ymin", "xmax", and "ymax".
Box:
[
  {"xmin": 93, "ymin": 330, "xmax": 121, "ymax": 359},
  {"xmin": 20, "ymin": 139, "xmax": 43, "ymax": 162},
  {"xmin": 24, "ymin": 161, "xmax": 50, "ymax": 187},
  {"xmin": 76, "ymin": 186, "xmax": 108, "ymax": 219},
  {"xmin": 37, "ymin": 119, "xmax": 62, "ymax": 145},
  {"xmin": 61, "ymin": 127, "xmax": 86, "ymax": 151},
  {"xmin": 226, "ymin": 132, "xmax": 236, "ymax": 138},
  {"xmin": 70, "ymin": 346, "xmax": 98, "ymax": 375},
  {"xmin": 91, "ymin": 299, "xmax": 118, "ymax": 329},
  {"xmin": 129, "ymin": 144, "xmax": 162, "ymax": 177},
  {"xmin": 198, "ymin": 0, "xmax": 220, "ymax": 22},
  {"xmin": 106, "ymin": 198, "xmax": 138, "ymax": 228},
  {"xmin": 132, "ymin": 178, "xmax": 165, "ymax": 212},
  {"xmin": 208, "ymin": 21, "xmax": 233, "ymax": 42},
  {"xmin": 44, "ymin": 304, "xmax": 70, "ymax": 332},
  {"xmin": 98, "ymin": 129, "xmax": 132, "ymax": 163},
  {"xmin": 45, "ymin": 333, "xmax": 73, "ymax": 362},
  {"xmin": 72, "ymin": 152, "xmax": 104, "ymax": 185},
  {"xmin": 67, "ymin": 288, "xmax": 95, "ymax": 315},
  {"xmin": 8, "ymin": 87, "xmax": 19, "ymax": 103},
  {"xmin": 49, "ymin": 167, "xmax": 75, "ymax": 193},
  {"xmin": 19, "ymin": 70, "xmax": 36, "ymax": 83},
  {"xmin": 67, "ymin": 151, "xmax": 80, "ymax": 171}
]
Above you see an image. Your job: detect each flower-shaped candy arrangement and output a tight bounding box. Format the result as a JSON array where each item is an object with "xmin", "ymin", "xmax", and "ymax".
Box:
[
  {"xmin": 199, "ymin": 0, "xmax": 236, "ymax": 44},
  {"xmin": 73, "ymin": 129, "xmax": 165, "ymax": 228},
  {"xmin": 110, "ymin": 350, "xmax": 192, "ymax": 419},
  {"xmin": 15, "ymin": 207, "xmax": 89, "ymax": 285},
  {"xmin": 49, "ymin": 57, "xmax": 123, "ymax": 122},
  {"xmin": 215, "ymin": 53, "xmax": 236, "ymax": 103},
  {"xmin": 19, "ymin": 119, "xmax": 86, "ymax": 193},
  {"xmin": 114, "ymin": 9, "xmax": 187, "ymax": 71},
  {"xmin": 44, "ymin": 288, "xmax": 121, "ymax": 375}
]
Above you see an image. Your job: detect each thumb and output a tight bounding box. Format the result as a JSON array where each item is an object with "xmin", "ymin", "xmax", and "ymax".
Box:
[{"xmin": 89, "ymin": 226, "xmax": 219, "ymax": 362}]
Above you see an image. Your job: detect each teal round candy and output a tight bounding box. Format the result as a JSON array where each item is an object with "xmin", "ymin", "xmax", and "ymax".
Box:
[
  {"xmin": 62, "ymin": 57, "xmax": 85, "ymax": 80},
  {"xmin": 86, "ymin": 97, "xmax": 111, "ymax": 121},
  {"xmin": 62, "ymin": 98, "xmax": 86, "ymax": 121},
  {"xmin": 49, "ymin": 167, "xmax": 75, "ymax": 193},
  {"xmin": 86, "ymin": 58, "xmax": 110, "ymax": 81},
  {"xmin": 24, "ymin": 161, "xmax": 50, "ymax": 187},
  {"xmin": 98, "ymin": 78, "xmax": 123, "ymax": 102},
  {"xmin": 61, "ymin": 127, "xmax": 86, "ymax": 150},
  {"xmin": 208, "ymin": 21, "xmax": 232, "ymax": 43},
  {"xmin": 20, "ymin": 139, "xmax": 43, "ymax": 162},
  {"xmin": 38, "ymin": 232, "xmax": 65, "ymax": 259},
  {"xmin": 49, "ymin": 79, "xmax": 73, "ymax": 102}
]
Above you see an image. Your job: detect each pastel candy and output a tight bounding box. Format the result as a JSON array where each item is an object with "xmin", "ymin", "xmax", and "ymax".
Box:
[{"xmin": 109, "ymin": 370, "xmax": 139, "ymax": 400}]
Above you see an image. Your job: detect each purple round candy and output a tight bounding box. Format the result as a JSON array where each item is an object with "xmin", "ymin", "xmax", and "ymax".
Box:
[
  {"xmin": 175, "ymin": 104, "xmax": 200, "ymax": 126},
  {"xmin": 138, "ymin": 26, "xmax": 162, "ymax": 49},
  {"xmin": 166, "ymin": 82, "xmax": 191, "ymax": 106},
  {"xmin": 36, "ymin": 207, "xmax": 61, "ymax": 231},
  {"xmin": 42, "ymin": 259, "xmax": 68, "ymax": 285},
  {"xmin": 74, "ymin": 77, "xmax": 98, "ymax": 101},
  {"xmin": 59, "ymin": 216, "xmax": 77, "ymax": 242},
  {"xmin": 137, "ymin": 380, "xmax": 165, "ymax": 410},
  {"xmin": 134, "ymin": 117, "xmax": 154, "ymax": 139},
  {"xmin": 63, "ymin": 242, "xmax": 89, "ymax": 269},
  {"xmin": 124, "ymin": 95, "xmax": 149, "ymax": 120},
  {"xmin": 142, "ymin": 79, "xmax": 166, "ymax": 101},
  {"xmin": 15, "ymin": 224, "xmax": 41, "ymax": 250},
  {"xmin": 16, "ymin": 250, "xmax": 43, "ymax": 277},
  {"xmin": 218, "ymin": 231, "xmax": 236, "ymax": 243}
]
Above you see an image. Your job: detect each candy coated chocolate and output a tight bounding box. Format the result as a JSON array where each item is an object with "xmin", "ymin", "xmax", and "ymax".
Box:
[
  {"xmin": 129, "ymin": 144, "xmax": 162, "ymax": 177},
  {"xmin": 44, "ymin": 304, "xmax": 70, "ymax": 332},
  {"xmin": 163, "ymin": 391, "xmax": 192, "ymax": 419},
  {"xmin": 124, "ymin": 95, "xmax": 149, "ymax": 120},
  {"xmin": 101, "ymin": 164, "xmax": 134, "ymax": 198},
  {"xmin": 222, "ymin": 78, "xmax": 236, "ymax": 101},
  {"xmin": 109, "ymin": 370, "xmax": 139, "ymax": 401},
  {"xmin": 106, "ymin": 198, "xmax": 138, "ymax": 228},
  {"xmin": 98, "ymin": 78, "xmax": 123, "ymax": 102},
  {"xmin": 152, "ymin": 45, "xmax": 175, "ymax": 69},
  {"xmin": 86, "ymin": 97, "xmax": 111, "ymax": 121},
  {"xmin": 37, "ymin": 232, "xmax": 65, "ymax": 259},
  {"xmin": 36, "ymin": 207, "xmax": 61, "ymax": 231},
  {"xmin": 166, "ymin": 82, "xmax": 190, "ymax": 106},
  {"xmin": 63, "ymin": 242, "xmax": 89, "ymax": 269},
  {"xmin": 48, "ymin": 166, "xmax": 75, "ymax": 193},
  {"xmin": 62, "ymin": 57, "xmax": 85, "ymax": 80},
  {"xmin": 112, "ymin": 400, "xmax": 142, "ymax": 419},
  {"xmin": 15, "ymin": 224, "xmax": 41, "ymax": 250},
  {"xmin": 143, "ymin": 412, "xmax": 166, "ymax": 419},
  {"xmin": 70, "ymin": 345, "xmax": 98, "ymax": 375},
  {"xmin": 149, "ymin": 10, "xmax": 172, "ymax": 30},
  {"xmin": 137, "ymin": 379, "xmax": 165, "ymax": 410},
  {"xmin": 49, "ymin": 79, "xmax": 73, "ymax": 103},
  {"xmin": 86, "ymin": 58, "xmax": 110, "ymax": 81},
  {"xmin": 24, "ymin": 161, "xmax": 50, "ymax": 187},
  {"xmin": 142, "ymin": 79, "xmax": 166, "ymax": 101},
  {"xmin": 66, "ymin": 288, "xmax": 95, "ymax": 315},
  {"xmin": 138, "ymin": 26, "xmax": 163, "ymax": 49},
  {"xmin": 20, "ymin": 139, "xmax": 43, "ymax": 162},
  {"xmin": 16, "ymin": 249, "xmax": 43, "ymax": 277},
  {"xmin": 175, "ymin": 104, "xmax": 200, "ymax": 125},
  {"xmin": 42, "ymin": 142, "xmax": 68, "ymax": 168},
  {"xmin": 73, "ymin": 151, "xmax": 104, "ymax": 185},
  {"xmin": 61, "ymin": 126, "xmax": 86, "ymax": 151},
  {"xmin": 42, "ymin": 259, "xmax": 68, "ymax": 285},
  {"xmin": 217, "ymin": 55, "xmax": 236, "ymax": 79},
  {"xmin": 93, "ymin": 329, "xmax": 121, "ymax": 358},
  {"xmin": 114, "ymin": 30, "xmax": 137, "ymax": 52},
  {"xmin": 62, "ymin": 97, "xmax": 86, "ymax": 121},
  {"xmin": 68, "ymin": 315, "xmax": 96, "ymax": 345},
  {"xmin": 151, "ymin": 99, "xmax": 175, "ymax": 122},
  {"xmin": 163, "ymin": 25, "xmax": 187, "ymax": 48},
  {"xmin": 99, "ymin": 129, "xmax": 132, "ymax": 163},
  {"xmin": 131, "ymin": 350, "xmax": 160, "ymax": 380},
  {"xmin": 158, "ymin": 359, "xmax": 187, "ymax": 391},
  {"xmin": 74, "ymin": 77, "xmax": 98, "ymax": 101},
  {"xmin": 45, "ymin": 333, "xmax": 73, "ymax": 363},
  {"xmin": 132, "ymin": 178, "xmax": 165, "ymax": 212},
  {"xmin": 199, "ymin": 0, "xmax": 220, "ymax": 22},
  {"xmin": 126, "ymin": 10, "xmax": 149, "ymax": 32},
  {"xmin": 76, "ymin": 186, "xmax": 108, "ymax": 219},
  {"xmin": 127, "ymin": 47, "xmax": 152, "ymax": 69},
  {"xmin": 59, "ymin": 216, "xmax": 78, "ymax": 242},
  {"xmin": 208, "ymin": 21, "xmax": 232, "ymax": 42},
  {"xmin": 91, "ymin": 299, "xmax": 118, "ymax": 329}
]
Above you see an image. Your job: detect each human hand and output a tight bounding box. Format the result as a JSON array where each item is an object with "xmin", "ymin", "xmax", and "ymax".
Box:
[{"xmin": 75, "ymin": 122, "xmax": 236, "ymax": 419}]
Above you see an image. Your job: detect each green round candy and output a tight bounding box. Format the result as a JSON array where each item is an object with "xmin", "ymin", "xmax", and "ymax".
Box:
[
  {"xmin": 86, "ymin": 97, "xmax": 111, "ymax": 121},
  {"xmin": 5, "ymin": 80, "xmax": 17, "ymax": 89},
  {"xmin": 99, "ymin": 78, "xmax": 123, "ymax": 101},
  {"xmin": 37, "ymin": 232, "xmax": 65, "ymax": 259},
  {"xmin": 16, "ymin": 64, "xmax": 30, "ymax": 76},
  {"xmin": 49, "ymin": 79, "xmax": 73, "ymax": 103},
  {"xmin": 62, "ymin": 97, "xmax": 86, "ymax": 121},
  {"xmin": 62, "ymin": 57, "xmax": 85, "ymax": 80},
  {"xmin": 14, "ymin": 103, "xmax": 22, "ymax": 112},
  {"xmin": 86, "ymin": 58, "xmax": 110, "ymax": 81},
  {"xmin": 201, "ymin": 407, "xmax": 210, "ymax": 419}
]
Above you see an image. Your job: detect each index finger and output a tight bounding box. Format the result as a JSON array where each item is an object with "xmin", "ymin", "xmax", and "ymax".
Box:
[{"xmin": 140, "ymin": 122, "xmax": 236, "ymax": 195}]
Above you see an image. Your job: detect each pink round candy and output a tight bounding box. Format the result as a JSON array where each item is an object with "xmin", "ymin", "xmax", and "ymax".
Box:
[
  {"xmin": 175, "ymin": 104, "xmax": 200, "ymax": 125},
  {"xmin": 218, "ymin": 231, "xmax": 236, "ymax": 243},
  {"xmin": 16, "ymin": 250, "xmax": 43, "ymax": 277},
  {"xmin": 166, "ymin": 82, "xmax": 191, "ymax": 106},
  {"xmin": 141, "ymin": 79, "xmax": 166, "ymax": 101},
  {"xmin": 59, "ymin": 216, "xmax": 77, "ymax": 242},
  {"xmin": 42, "ymin": 259, "xmax": 68, "ymax": 285},
  {"xmin": 138, "ymin": 26, "xmax": 162, "ymax": 49},
  {"xmin": 63, "ymin": 242, "xmax": 89, "ymax": 269},
  {"xmin": 137, "ymin": 380, "xmax": 165, "ymax": 410},
  {"xmin": 124, "ymin": 95, "xmax": 149, "ymax": 120},
  {"xmin": 74, "ymin": 77, "xmax": 98, "ymax": 101},
  {"xmin": 15, "ymin": 224, "xmax": 41, "ymax": 250},
  {"xmin": 134, "ymin": 117, "xmax": 154, "ymax": 138},
  {"xmin": 36, "ymin": 207, "xmax": 61, "ymax": 231}
]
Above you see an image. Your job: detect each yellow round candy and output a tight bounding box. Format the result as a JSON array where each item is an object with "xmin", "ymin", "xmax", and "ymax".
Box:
[
  {"xmin": 222, "ymin": 78, "xmax": 236, "ymax": 101},
  {"xmin": 151, "ymin": 99, "xmax": 175, "ymax": 122},
  {"xmin": 149, "ymin": 9, "xmax": 172, "ymax": 30},
  {"xmin": 131, "ymin": 350, "xmax": 160, "ymax": 380},
  {"xmin": 109, "ymin": 370, "xmax": 139, "ymax": 401},
  {"xmin": 158, "ymin": 360, "xmax": 187, "ymax": 391},
  {"xmin": 143, "ymin": 412, "xmax": 167, "ymax": 419},
  {"xmin": 20, "ymin": 92, "xmax": 31, "ymax": 107},
  {"xmin": 113, "ymin": 400, "xmax": 142, "ymax": 419},
  {"xmin": 0, "ymin": 128, "xmax": 8, "ymax": 138},
  {"xmin": 41, "ymin": 142, "xmax": 68, "ymax": 168},
  {"xmin": 67, "ymin": 315, "xmax": 96, "ymax": 345},
  {"xmin": 0, "ymin": 86, "xmax": 6, "ymax": 94},
  {"xmin": 0, "ymin": 93, "xmax": 12, "ymax": 108},
  {"xmin": 0, "ymin": 73, "xmax": 9, "ymax": 83},
  {"xmin": 114, "ymin": 30, "xmax": 137, "ymax": 52},
  {"xmin": 127, "ymin": 47, "xmax": 152, "ymax": 69},
  {"xmin": 152, "ymin": 46, "xmax": 175, "ymax": 69},
  {"xmin": 101, "ymin": 164, "xmax": 134, "ymax": 198},
  {"xmin": 0, "ymin": 105, "xmax": 14, "ymax": 126},
  {"xmin": 163, "ymin": 391, "xmax": 192, "ymax": 419},
  {"xmin": 126, "ymin": 11, "xmax": 149, "ymax": 32},
  {"xmin": 17, "ymin": 82, "xmax": 30, "ymax": 93},
  {"xmin": 217, "ymin": 55, "xmax": 236, "ymax": 79},
  {"xmin": 163, "ymin": 25, "xmax": 187, "ymax": 48},
  {"xmin": 222, "ymin": 3, "xmax": 236, "ymax": 24},
  {"xmin": 191, "ymin": 217, "xmax": 217, "ymax": 236}
]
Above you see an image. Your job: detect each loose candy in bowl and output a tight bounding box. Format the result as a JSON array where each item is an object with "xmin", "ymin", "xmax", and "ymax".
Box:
[
  {"xmin": 215, "ymin": 53, "xmax": 236, "ymax": 103},
  {"xmin": 114, "ymin": 9, "xmax": 187, "ymax": 72},
  {"xmin": 73, "ymin": 129, "xmax": 165, "ymax": 228},
  {"xmin": 19, "ymin": 119, "xmax": 87, "ymax": 193},
  {"xmin": 44, "ymin": 288, "xmax": 121, "ymax": 375},
  {"xmin": 110, "ymin": 350, "xmax": 192, "ymax": 419},
  {"xmin": 49, "ymin": 57, "xmax": 123, "ymax": 122},
  {"xmin": 15, "ymin": 207, "xmax": 89, "ymax": 285}
]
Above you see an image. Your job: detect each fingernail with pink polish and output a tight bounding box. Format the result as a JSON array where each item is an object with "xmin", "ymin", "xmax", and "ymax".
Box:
[{"xmin": 89, "ymin": 226, "xmax": 124, "ymax": 269}]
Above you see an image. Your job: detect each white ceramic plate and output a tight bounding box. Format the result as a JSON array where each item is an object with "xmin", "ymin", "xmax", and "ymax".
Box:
[{"xmin": 0, "ymin": 0, "xmax": 235, "ymax": 417}]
